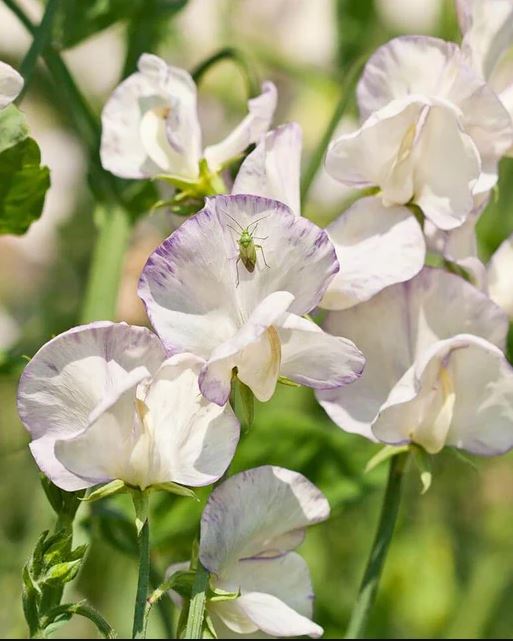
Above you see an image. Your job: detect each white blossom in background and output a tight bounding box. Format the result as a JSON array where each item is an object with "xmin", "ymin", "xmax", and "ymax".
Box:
[
  {"xmin": 487, "ymin": 232, "xmax": 513, "ymax": 318},
  {"xmin": 17, "ymin": 322, "xmax": 239, "ymax": 491},
  {"xmin": 139, "ymin": 193, "xmax": 364, "ymax": 406},
  {"xmin": 376, "ymin": 0, "xmax": 442, "ymax": 34},
  {"xmin": 234, "ymin": 123, "xmax": 425, "ymax": 311},
  {"xmin": 0, "ymin": 60, "xmax": 23, "ymax": 108},
  {"xmin": 317, "ymin": 268, "xmax": 513, "ymax": 455},
  {"xmin": 326, "ymin": 36, "xmax": 513, "ymax": 230},
  {"xmin": 457, "ymin": 0, "xmax": 513, "ymax": 154},
  {"xmin": 173, "ymin": 466, "xmax": 329, "ymax": 638},
  {"xmin": 100, "ymin": 53, "xmax": 276, "ymax": 181}
]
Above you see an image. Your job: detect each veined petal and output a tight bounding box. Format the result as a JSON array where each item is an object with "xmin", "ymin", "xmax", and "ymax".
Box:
[
  {"xmin": 0, "ymin": 61, "xmax": 23, "ymax": 109},
  {"xmin": 139, "ymin": 195, "xmax": 339, "ymax": 356},
  {"xmin": 232, "ymin": 123, "xmax": 302, "ymax": 215},
  {"xmin": 199, "ymin": 291, "xmax": 294, "ymax": 405},
  {"xmin": 204, "ymin": 82, "xmax": 277, "ymax": 170},
  {"xmin": 317, "ymin": 268, "xmax": 508, "ymax": 440},
  {"xmin": 200, "ymin": 466, "xmax": 329, "ymax": 577},
  {"xmin": 17, "ymin": 322, "xmax": 165, "ymax": 490},
  {"xmin": 277, "ymin": 313, "xmax": 365, "ymax": 389},
  {"xmin": 321, "ymin": 197, "xmax": 425, "ymax": 310},
  {"xmin": 487, "ymin": 232, "xmax": 513, "ymax": 319},
  {"xmin": 100, "ymin": 53, "xmax": 202, "ymax": 179},
  {"xmin": 143, "ymin": 353, "xmax": 239, "ymax": 486}
]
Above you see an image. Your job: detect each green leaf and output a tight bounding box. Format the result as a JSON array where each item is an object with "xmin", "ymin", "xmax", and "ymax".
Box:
[
  {"xmin": 151, "ymin": 482, "xmax": 199, "ymax": 500},
  {"xmin": 413, "ymin": 446, "xmax": 433, "ymax": 495},
  {"xmin": 0, "ymin": 104, "xmax": 28, "ymax": 153},
  {"xmin": 365, "ymin": 444, "xmax": 411, "ymax": 474},
  {"xmin": 82, "ymin": 479, "xmax": 128, "ymax": 503},
  {"xmin": 43, "ymin": 559, "xmax": 83, "ymax": 586},
  {"xmin": 22, "ymin": 563, "xmax": 42, "ymax": 637},
  {"xmin": 0, "ymin": 137, "xmax": 50, "ymax": 235}
]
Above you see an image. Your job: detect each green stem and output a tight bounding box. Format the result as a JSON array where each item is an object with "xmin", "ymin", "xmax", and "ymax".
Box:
[
  {"xmin": 192, "ymin": 46, "xmax": 260, "ymax": 98},
  {"xmin": 133, "ymin": 519, "xmax": 151, "ymax": 639},
  {"xmin": 300, "ymin": 54, "xmax": 367, "ymax": 205},
  {"xmin": 17, "ymin": 0, "xmax": 60, "ymax": 100},
  {"xmin": 344, "ymin": 452, "xmax": 408, "ymax": 639},
  {"xmin": 185, "ymin": 562, "xmax": 209, "ymax": 639},
  {"xmin": 80, "ymin": 205, "xmax": 131, "ymax": 323}
]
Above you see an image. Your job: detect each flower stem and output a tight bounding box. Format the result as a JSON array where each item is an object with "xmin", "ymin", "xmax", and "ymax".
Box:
[
  {"xmin": 191, "ymin": 46, "xmax": 260, "ymax": 98},
  {"xmin": 344, "ymin": 452, "xmax": 409, "ymax": 639},
  {"xmin": 300, "ymin": 54, "xmax": 367, "ymax": 205},
  {"xmin": 132, "ymin": 518, "xmax": 151, "ymax": 639},
  {"xmin": 185, "ymin": 562, "xmax": 209, "ymax": 639}
]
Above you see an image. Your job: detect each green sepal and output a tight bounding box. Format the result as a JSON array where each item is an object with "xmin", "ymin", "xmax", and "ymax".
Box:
[
  {"xmin": 151, "ymin": 482, "xmax": 199, "ymax": 500},
  {"xmin": 203, "ymin": 612, "xmax": 218, "ymax": 639},
  {"xmin": 130, "ymin": 489, "xmax": 150, "ymax": 535},
  {"xmin": 277, "ymin": 376, "xmax": 301, "ymax": 388},
  {"xmin": 235, "ymin": 379, "xmax": 255, "ymax": 432},
  {"xmin": 82, "ymin": 479, "xmax": 128, "ymax": 503},
  {"xmin": 412, "ymin": 446, "xmax": 433, "ymax": 494},
  {"xmin": 447, "ymin": 447, "xmax": 479, "ymax": 470},
  {"xmin": 207, "ymin": 584, "xmax": 240, "ymax": 603},
  {"xmin": 365, "ymin": 444, "xmax": 411, "ymax": 474}
]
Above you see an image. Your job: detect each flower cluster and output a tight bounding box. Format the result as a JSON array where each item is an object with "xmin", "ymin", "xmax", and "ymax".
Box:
[{"xmin": 14, "ymin": 1, "xmax": 513, "ymax": 637}]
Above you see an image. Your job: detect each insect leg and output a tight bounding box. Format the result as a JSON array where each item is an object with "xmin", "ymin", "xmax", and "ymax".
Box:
[
  {"xmin": 235, "ymin": 257, "xmax": 241, "ymax": 287},
  {"xmin": 256, "ymin": 245, "xmax": 270, "ymax": 269}
]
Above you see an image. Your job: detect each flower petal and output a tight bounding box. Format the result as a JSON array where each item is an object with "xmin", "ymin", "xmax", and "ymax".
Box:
[
  {"xmin": 232, "ymin": 123, "xmax": 302, "ymax": 215},
  {"xmin": 199, "ymin": 466, "xmax": 329, "ymax": 576},
  {"xmin": 277, "ymin": 313, "xmax": 365, "ymax": 389},
  {"xmin": 139, "ymin": 195, "xmax": 339, "ymax": 355},
  {"xmin": 321, "ymin": 197, "xmax": 425, "ymax": 310},
  {"xmin": 0, "ymin": 61, "xmax": 23, "ymax": 109},
  {"xmin": 199, "ymin": 291, "xmax": 294, "ymax": 405},
  {"xmin": 204, "ymin": 82, "xmax": 277, "ymax": 170},
  {"xmin": 487, "ymin": 232, "xmax": 513, "ymax": 319},
  {"xmin": 17, "ymin": 322, "xmax": 165, "ymax": 489},
  {"xmin": 100, "ymin": 53, "xmax": 202, "ymax": 179},
  {"xmin": 316, "ymin": 268, "xmax": 508, "ymax": 440},
  {"xmin": 143, "ymin": 353, "xmax": 240, "ymax": 486}
]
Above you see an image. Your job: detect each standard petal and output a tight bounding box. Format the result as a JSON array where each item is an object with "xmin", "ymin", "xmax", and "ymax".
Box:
[
  {"xmin": 321, "ymin": 197, "xmax": 425, "ymax": 310},
  {"xmin": 204, "ymin": 82, "xmax": 277, "ymax": 170},
  {"xmin": 200, "ymin": 466, "xmax": 329, "ymax": 576},
  {"xmin": 232, "ymin": 123, "xmax": 302, "ymax": 215},
  {"xmin": 100, "ymin": 53, "xmax": 202, "ymax": 179},
  {"xmin": 487, "ymin": 232, "xmax": 513, "ymax": 319},
  {"xmin": 316, "ymin": 268, "xmax": 508, "ymax": 439},
  {"xmin": 199, "ymin": 291, "xmax": 294, "ymax": 405},
  {"xmin": 143, "ymin": 353, "xmax": 240, "ymax": 486},
  {"xmin": 17, "ymin": 322, "xmax": 165, "ymax": 488},
  {"xmin": 139, "ymin": 195, "xmax": 339, "ymax": 354},
  {"xmin": 277, "ymin": 313, "xmax": 365, "ymax": 389},
  {"xmin": 0, "ymin": 61, "xmax": 23, "ymax": 109}
]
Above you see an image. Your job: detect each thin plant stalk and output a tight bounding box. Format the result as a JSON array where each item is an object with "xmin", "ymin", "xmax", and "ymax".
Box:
[{"xmin": 133, "ymin": 519, "xmax": 151, "ymax": 639}]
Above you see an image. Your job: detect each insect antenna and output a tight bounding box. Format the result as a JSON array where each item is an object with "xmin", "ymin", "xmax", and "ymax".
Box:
[
  {"xmin": 221, "ymin": 210, "xmax": 244, "ymax": 231},
  {"xmin": 248, "ymin": 214, "xmax": 271, "ymax": 232}
]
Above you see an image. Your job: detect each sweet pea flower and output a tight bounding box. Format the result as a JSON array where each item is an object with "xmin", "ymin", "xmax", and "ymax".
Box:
[
  {"xmin": 138, "ymin": 194, "xmax": 365, "ymax": 405},
  {"xmin": 17, "ymin": 322, "xmax": 239, "ymax": 491},
  {"xmin": 233, "ymin": 123, "xmax": 425, "ymax": 311},
  {"xmin": 174, "ymin": 466, "xmax": 329, "ymax": 638},
  {"xmin": 457, "ymin": 0, "xmax": 513, "ymax": 153},
  {"xmin": 0, "ymin": 60, "xmax": 23, "ymax": 108},
  {"xmin": 317, "ymin": 268, "xmax": 513, "ymax": 455},
  {"xmin": 487, "ymin": 231, "xmax": 513, "ymax": 319},
  {"xmin": 326, "ymin": 36, "xmax": 513, "ymax": 229},
  {"xmin": 100, "ymin": 53, "xmax": 277, "ymax": 181}
]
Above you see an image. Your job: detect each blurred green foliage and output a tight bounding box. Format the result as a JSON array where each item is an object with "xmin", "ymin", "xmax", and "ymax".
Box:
[{"xmin": 2, "ymin": 0, "xmax": 513, "ymax": 638}]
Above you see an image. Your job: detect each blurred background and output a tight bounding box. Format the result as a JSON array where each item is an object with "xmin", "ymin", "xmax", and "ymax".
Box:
[{"xmin": 1, "ymin": 0, "xmax": 513, "ymax": 638}]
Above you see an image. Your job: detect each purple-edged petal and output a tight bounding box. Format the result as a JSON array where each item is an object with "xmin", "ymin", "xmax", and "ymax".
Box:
[
  {"xmin": 488, "ymin": 231, "xmax": 513, "ymax": 319},
  {"xmin": 200, "ymin": 466, "xmax": 329, "ymax": 577},
  {"xmin": 139, "ymin": 194, "xmax": 339, "ymax": 354},
  {"xmin": 232, "ymin": 123, "xmax": 302, "ymax": 215},
  {"xmin": 372, "ymin": 335, "xmax": 513, "ymax": 456},
  {"xmin": 321, "ymin": 197, "xmax": 425, "ymax": 310},
  {"xmin": 100, "ymin": 53, "xmax": 202, "ymax": 179},
  {"xmin": 17, "ymin": 322, "xmax": 165, "ymax": 489},
  {"xmin": 316, "ymin": 268, "xmax": 508, "ymax": 440},
  {"xmin": 277, "ymin": 313, "xmax": 365, "ymax": 390},
  {"xmin": 0, "ymin": 61, "xmax": 23, "ymax": 109},
  {"xmin": 204, "ymin": 82, "xmax": 277, "ymax": 171}
]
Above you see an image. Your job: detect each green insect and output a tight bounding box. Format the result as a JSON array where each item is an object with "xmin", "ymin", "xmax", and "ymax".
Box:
[{"xmin": 224, "ymin": 213, "xmax": 270, "ymax": 286}]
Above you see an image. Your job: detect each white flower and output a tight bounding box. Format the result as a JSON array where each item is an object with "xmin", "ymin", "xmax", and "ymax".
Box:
[
  {"xmin": 138, "ymin": 194, "xmax": 365, "ymax": 405},
  {"xmin": 487, "ymin": 231, "xmax": 513, "ymax": 319},
  {"xmin": 233, "ymin": 123, "xmax": 425, "ymax": 311},
  {"xmin": 457, "ymin": 0, "xmax": 513, "ymax": 155},
  {"xmin": 194, "ymin": 465, "xmax": 329, "ymax": 638},
  {"xmin": 17, "ymin": 322, "xmax": 239, "ymax": 491},
  {"xmin": 100, "ymin": 53, "xmax": 277, "ymax": 181},
  {"xmin": 0, "ymin": 60, "xmax": 23, "ymax": 109},
  {"xmin": 326, "ymin": 36, "xmax": 513, "ymax": 229},
  {"xmin": 317, "ymin": 268, "xmax": 513, "ymax": 455}
]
